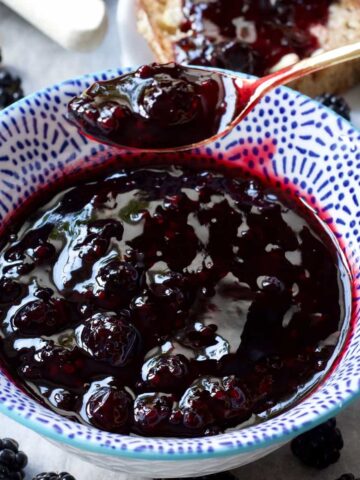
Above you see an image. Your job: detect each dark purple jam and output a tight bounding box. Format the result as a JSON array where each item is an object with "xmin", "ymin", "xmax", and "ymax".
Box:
[
  {"xmin": 174, "ymin": 0, "xmax": 336, "ymax": 75},
  {"xmin": 0, "ymin": 165, "xmax": 347, "ymax": 437},
  {"xmin": 68, "ymin": 63, "xmax": 241, "ymax": 150}
]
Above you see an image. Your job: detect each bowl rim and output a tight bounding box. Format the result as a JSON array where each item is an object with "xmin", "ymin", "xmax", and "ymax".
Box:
[
  {"xmin": 1, "ymin": 392, "xmax": 357, "ymax": 460},
  {"xmin": 0, "ymin": 66, "xmax": 359, "ymax": 461}
]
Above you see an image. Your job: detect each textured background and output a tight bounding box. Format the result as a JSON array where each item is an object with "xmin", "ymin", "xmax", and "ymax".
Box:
[{"xmin": 0, "ymin": 0, "xmax": 360, "ymax": 478}]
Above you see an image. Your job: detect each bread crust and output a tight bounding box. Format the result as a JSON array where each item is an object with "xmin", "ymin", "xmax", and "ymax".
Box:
[
  {"xmin": 137, "ymin": 0, "xmax": 360, "ymax": 96},
  {"xmin": 137, "ymin": 5, "xmax": 170, "ymax": 63},
  {"xmin": 137, "ymin": 0, "xmax": 181, "ymax": 62}
]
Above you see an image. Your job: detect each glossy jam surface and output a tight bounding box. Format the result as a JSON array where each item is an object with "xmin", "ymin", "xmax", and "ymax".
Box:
[
  {"xmin": 68, "ymin": 63, "xmax": 241, "ymax": 149},
  {"xmin": 0, "ymin": 166, "xmax": 346, "ymax": 437},
  {"xmin": 175, "ymin": 0, "xmax": 336, "ymax": 75}
]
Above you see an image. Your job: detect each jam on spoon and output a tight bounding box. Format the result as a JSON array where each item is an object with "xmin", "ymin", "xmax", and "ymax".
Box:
[
  {"xmin": 68, "ymin": 63, "xmax": 241, "ymax": 150},
  {"xmin": 0, "ymin": 165, "xmax": 348, "ymax": 437}
]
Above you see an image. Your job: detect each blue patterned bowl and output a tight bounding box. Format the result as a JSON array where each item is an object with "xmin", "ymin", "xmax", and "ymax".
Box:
[{"xmin": 0, "ymin": 68, "xmax": 360, "ymax": 478}]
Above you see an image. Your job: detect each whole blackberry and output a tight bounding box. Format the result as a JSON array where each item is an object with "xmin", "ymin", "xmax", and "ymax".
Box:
[
  {"xmin": 315, "ymin": 93, "xmax": 351, "ymax": 120},
  {"xmin": 0, "ymin": 67, "xmax": 23, "ymax": 109},
  {"xmin": 291, "ymin": 418, "xmax": 344, "ymax": 469},
  {"xmin": 32, "ymin": 474, "xmax": 76, "ymax": 480},
  {"xmin": 335, "ymin": 475, "xmax": 359, "ymax": 480},
  {"xmin": 0, "ymin": 438, "xmax": 27, "ymax": 480},
  {"xmin": 163, "ymin": 474, "xmax": 236, "ymax": 480}
]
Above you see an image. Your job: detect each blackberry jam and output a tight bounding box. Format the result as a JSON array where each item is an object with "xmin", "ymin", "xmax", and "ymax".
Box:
[
  {"xmin": 174, "ymin": 0, "xmax": 337, "ymax": 75},
  {"xmin": 0, "ymin": 165, "xmax": 348, "ymax": 437},
  {"xmin": 68, "ymin": 63, "xmax": 241, "ymax": 150}
]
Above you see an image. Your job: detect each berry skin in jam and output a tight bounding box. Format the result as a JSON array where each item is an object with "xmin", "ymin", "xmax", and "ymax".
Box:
[
  {"xmin": 67, "ymin": 63, "xmax": 241, "ymax": 149},
  {"xmin": 175, "ymin": 0, "xmax": 337, "ymax": 75},
  {"xmin": 0, "ymin": 165, "xmax": 348, "ymax": 437}
]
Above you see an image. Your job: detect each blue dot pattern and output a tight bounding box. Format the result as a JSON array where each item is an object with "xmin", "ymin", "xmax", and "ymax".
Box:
[{"xmin": 0, "ymin": 69, "xmax": 360, "ymax": 473}]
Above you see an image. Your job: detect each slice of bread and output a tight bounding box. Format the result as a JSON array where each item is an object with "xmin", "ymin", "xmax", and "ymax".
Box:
[{"xmin": 137, "ymin": 0, "xmax": 360, "ymax": 97}]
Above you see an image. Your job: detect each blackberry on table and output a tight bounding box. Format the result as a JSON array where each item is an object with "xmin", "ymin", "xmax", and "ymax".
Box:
[
  {"xmin": 291, "ymin": 418, "xmax": 344, "ymax": 469},
  {"xmin": 163, "ymin": 474, "xmax": 237, "ymax": 480},
  {"xmin": 315, "ymin": 93, "xmax": 351, "ymax": 120},
  {"xmin": 335, "ymin": 475, "xmax": 359, "ymax": 480},
  {"xmin": 32, "ymin": 474, "xmax": 76, "ymax": 480},
  {"xmin": 0, "ymin": 67, "xmax": 23, "ymax": 109},
  {"xmin": 0, "ymin": 438, "xmax": 27, "ymax": 480}
]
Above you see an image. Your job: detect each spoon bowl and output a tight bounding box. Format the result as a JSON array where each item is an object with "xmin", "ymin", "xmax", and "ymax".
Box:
[{"xmin": 67, "ymin": 42, "xmax": 360, "ymax": 153}]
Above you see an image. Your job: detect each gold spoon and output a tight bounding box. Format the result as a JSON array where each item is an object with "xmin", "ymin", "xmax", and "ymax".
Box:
[
  {"xmin": 229, "ymin": 40, "xmax": 360, "ymax": 128},
  {"xmin": 192, "ymin": 40, "xmax": 360, "ymax": 153}
]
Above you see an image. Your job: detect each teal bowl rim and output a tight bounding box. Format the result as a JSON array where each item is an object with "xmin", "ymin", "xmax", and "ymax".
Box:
[{"xmin": 0, "ymin": 66, "xmax": 359, "ymax": 461}]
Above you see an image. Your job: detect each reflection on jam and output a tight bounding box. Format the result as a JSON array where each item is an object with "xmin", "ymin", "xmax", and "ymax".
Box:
[
  {"xmin": 175, "ymin": 0, "xmax": 336, "ymax": 75},
  {"xmin": 68, "ymin": 63, "xmax": 241, "ymax": 149},
  {"xmin": 0, "ymin": 166, "xmax": 346, "ymax": 437}
]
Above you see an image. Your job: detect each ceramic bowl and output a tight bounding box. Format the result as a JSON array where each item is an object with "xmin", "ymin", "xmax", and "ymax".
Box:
[{"xmin": 0, "ymin": 67, "xmax": 360, "ymax": 478}]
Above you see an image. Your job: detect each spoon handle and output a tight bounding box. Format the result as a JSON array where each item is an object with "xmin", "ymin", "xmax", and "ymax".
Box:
[
  {"xmin": 263, "ymin": 41, "xmax": 360, "ymax": 88},
  {"xmin": 238, "ymin": 41, "xmax": 360, "ymax": 120}
]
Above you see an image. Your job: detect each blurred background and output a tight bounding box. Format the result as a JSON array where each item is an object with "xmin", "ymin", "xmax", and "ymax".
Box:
[{"xmin": 0, "ymin": 0, "xmax": 120, "ymax": 93}]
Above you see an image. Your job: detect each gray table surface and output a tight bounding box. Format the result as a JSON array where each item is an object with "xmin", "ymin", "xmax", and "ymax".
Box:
[{"xmin": 0, "ymin": 1, "xmax": 360, "ymax": 478}]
